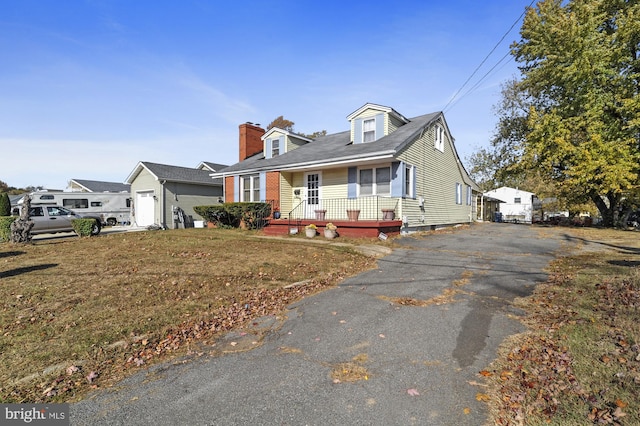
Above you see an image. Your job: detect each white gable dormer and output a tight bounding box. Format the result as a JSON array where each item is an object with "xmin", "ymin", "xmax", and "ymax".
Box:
[
  {"xmin": 262, "ymin": 127, "xmax": 312, "ymax": 159},
  {"xmin": 347, "ymin": 103, "xmax": 409, "ymax": 144}
]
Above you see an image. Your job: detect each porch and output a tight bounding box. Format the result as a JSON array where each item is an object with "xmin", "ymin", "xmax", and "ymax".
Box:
[{"xmin": 263, "ymin": 196, "xmax": 404, "ymax": 238}]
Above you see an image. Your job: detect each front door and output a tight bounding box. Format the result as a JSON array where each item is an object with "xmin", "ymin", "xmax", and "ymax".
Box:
[{"xmin": 305, "ymin": 172, "xmax": 321, "ymax": 218}]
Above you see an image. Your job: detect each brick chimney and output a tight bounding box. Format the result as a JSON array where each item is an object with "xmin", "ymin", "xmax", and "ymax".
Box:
[{"xmin": 239, "ymin": 122, "xmax": 266, "ymax": 161}]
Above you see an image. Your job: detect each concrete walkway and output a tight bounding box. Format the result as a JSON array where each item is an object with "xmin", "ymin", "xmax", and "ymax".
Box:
[{"xmin": 71, "ymin": 223, "xmax": 568, "ymax": 425}]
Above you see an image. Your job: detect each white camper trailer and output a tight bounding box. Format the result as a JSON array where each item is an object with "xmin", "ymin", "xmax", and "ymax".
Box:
[{"xmin": 27, "ymin": 191, "xmax": 131, "ymax": 226}]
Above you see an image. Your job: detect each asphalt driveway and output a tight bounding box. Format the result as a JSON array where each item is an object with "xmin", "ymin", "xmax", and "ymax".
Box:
[{"xmin": 71, "ymin": 223, "xmax": 569, "ymax": 425}]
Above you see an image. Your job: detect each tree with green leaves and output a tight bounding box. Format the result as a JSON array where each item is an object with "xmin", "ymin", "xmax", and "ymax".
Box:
[
  {"xmin": 509, "ymin": 0, "xmax": 640, "ymax": 226},
  {"xmin": 468, "ymin": 78, "xmax": 534, "ymax": 191}
]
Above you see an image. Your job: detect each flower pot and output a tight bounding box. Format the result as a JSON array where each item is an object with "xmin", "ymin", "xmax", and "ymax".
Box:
[
  {"xmin": 324, "ymin": 229, "xmax": 337, "ymax": 239},
  {"xmin": 346, "ymin": 209, "xmax": 360, "ymax": 221},
  {"xmin": 382, "ymin": 209, "xmax": 395, "ymax": 220},
  {"xmin": 315, "ymin": 210, "xmax": 327, "ymax": 220},
  {"xmin": 305, "ymin": 228, "xmax": 317, "ymax": 238}
]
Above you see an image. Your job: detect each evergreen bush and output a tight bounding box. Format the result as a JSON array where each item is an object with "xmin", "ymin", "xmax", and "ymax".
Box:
[
  {"xmin": 71, "ymin": 218, "xmax": 97, "ymax": 237},
  {"xmin": 193, "ymin": 203, "xmax": 272, "ymax": 229},
  {"xmin": 0, "ymin": 216, "xmax": 17, "ymax": 242},
  {"xmin": 0, "ymin": 193, "xmax": 10, "ymax": 217}
]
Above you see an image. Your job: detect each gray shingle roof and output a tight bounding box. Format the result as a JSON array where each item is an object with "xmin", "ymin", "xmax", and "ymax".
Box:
[
  {"xmin": 70, "ymin": 179, "xmax": 130, "ymax": 193},
  {"xmin": 139, "ymin": 162, "xmax": 223, "ymax": 185},
  {"xmin": 199, "ymin": 162, "xmax": 229, "ymax": 172},
  {"xmin": 216, "ymin": 112, "xmax": 441, "ymax": 175}
]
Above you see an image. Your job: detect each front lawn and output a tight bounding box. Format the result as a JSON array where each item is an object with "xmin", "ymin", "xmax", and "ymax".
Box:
[
  {"xmin": 0, "ymin": 228, "xmax": 378, "ymax": 402},
  {"xmin": 485, "ymin": 227, "xmax": 640, "ymax": 424}
]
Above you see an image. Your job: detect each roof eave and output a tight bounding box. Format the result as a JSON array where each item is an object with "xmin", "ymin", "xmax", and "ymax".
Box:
[{"xmin": 210, "ymin": 150, "xmax": 397, "ymax": 177}]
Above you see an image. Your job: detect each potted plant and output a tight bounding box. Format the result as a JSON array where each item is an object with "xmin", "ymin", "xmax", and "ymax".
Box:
[
  {"xmin": 305, "ymin": 223, "xmax": 317, "ymax": 238},
  {"xmin": 273, "ymin": 207, "xmax": 281, "ymax": 219},
  {"xmin": 347, "ymin": 209, "xmax": 360, "ymax": 221},
  {"xmin": 324, "ymin": 223, "xmax": 337, "ymax": 239},
  {"xmin": 382, "ymin": 209, "xmax": 395, "ymax": 220}
]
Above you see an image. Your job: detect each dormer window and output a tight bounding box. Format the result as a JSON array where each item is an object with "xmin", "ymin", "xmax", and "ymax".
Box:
[
  {"xmin": 435, "ymin": 125, "xmax": 444, "ymax": 152},
  {"xmin": 363, "ymin": 118, "xmax": 376, "ymax": 143},
  {"xmin": 271, "ymin": 138, "xmax": 280, "ymax": 157}
]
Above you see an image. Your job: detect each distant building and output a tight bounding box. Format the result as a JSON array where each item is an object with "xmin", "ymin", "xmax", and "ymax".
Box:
[
  {"xmin": 68, "ymin": 179, "xmax": 130, "ymax": 193},
  {"xmin": 484, "ymin": 187, "xmax": 535, "ymax": 223}
]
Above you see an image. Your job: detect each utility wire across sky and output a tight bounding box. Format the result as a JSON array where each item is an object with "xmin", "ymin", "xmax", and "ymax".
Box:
[{"xmin": 443, "ymin": 0, "xmax": 535, "ymax": 113}]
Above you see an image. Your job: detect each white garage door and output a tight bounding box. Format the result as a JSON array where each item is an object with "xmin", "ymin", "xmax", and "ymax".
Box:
[{"xmin": 135, "ymin": 191, "xmax": 155, "ymax": 227}]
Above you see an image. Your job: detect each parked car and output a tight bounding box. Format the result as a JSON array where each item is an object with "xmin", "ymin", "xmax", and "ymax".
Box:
[{"xmin": 12, "ymin": 205, "xmax": 101, "ymax": 236}]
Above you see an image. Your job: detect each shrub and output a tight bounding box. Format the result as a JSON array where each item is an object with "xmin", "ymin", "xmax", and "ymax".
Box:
[
  {"xmin": 0, "ymin": 216, "xmax": 17, "ymax": 242},
  {"xmin": 193, "ymin": 205, "xmax": 235, "ymax": 228},
  {"xmin": 0, "ymin": 193, "xmax": 10, "ymax": 217},
  {"xmin": 193, "ymin": 203, "xmax": 272, "ymax": 230},
  {"xmin": 71, "ymin": 218, "xmax": 97, "ymax": 237}
]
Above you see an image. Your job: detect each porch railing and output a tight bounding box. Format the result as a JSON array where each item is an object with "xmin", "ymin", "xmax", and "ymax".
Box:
[{"xmin": 287, "ymin": 196, "xmax": 400, "ymax": 221}]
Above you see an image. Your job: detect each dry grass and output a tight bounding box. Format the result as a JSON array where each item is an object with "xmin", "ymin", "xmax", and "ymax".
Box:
[
  {"xmin": 485, "ymin": 227, "xmax": 640, "ymax": 425},
  {"xmin": 0, "ymin": 228, "xmax": 378, "ymax": 402},
  {"xmin": 331, "ymin": 353, "xmax": 370, "ymax": 383}
]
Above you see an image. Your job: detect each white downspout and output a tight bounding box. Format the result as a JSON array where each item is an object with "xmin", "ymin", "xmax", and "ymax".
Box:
[{"xmin": 161, "ymin": 180, "xmax": 167, "ymax": 229}]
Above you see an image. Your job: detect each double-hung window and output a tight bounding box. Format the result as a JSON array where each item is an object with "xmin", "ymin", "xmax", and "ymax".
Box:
[
  {"xmin": 514, "ymin": 197, "xmax": 521, "ymax": 204},
  {"xmin": 455, "ymin": 183, "xmax": 462, "ymax": 205},
  {"xmin": 271, "ymin": 139, "xmax": 280, "ymax": 157},
  {"xmin": 359, "ymin": 166, "xmax": 391, "ymax": 196},
  {"xmin": 363, "ymin": 118, "xmax": 376, "ymax": 143},
  {"xmin": 404, "ymin": 165, "xmax": 415, "ymax": 198},
  {"xmin": 435, "ymin": 125, "xmax": 444, "ymax": 152},
  {"xmin": 241, "ymin": 175, "xmax": 260, "ymax": 202}
]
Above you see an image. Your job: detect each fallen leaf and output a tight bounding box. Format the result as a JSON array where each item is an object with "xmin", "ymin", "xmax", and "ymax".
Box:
[
  {"xmin": 86, "ymin": 371, "xmax": 99, "ymax": 383},
  {"xmin": 463, "ymin": 408, "xmax": 471, "ymax": 415},
  {"xmin": 479, "ymin": 370, "xmax": 493, "ymax": 377},
  {"xmin": 615, "ymin": 399, "xmax": 628, "ymax": 408},
  {"xmin": 476, "ymin": 393, "xmax": 490, "ymax": 402},
  {"xmin": 613, "ymin": 406, "xmax": 626, "ymax": 418},
  {"xmin": 407, "ymin": 388, "xmax": 420, "ymax": 396}
]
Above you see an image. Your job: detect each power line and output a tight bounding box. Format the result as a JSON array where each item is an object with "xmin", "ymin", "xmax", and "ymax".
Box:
[
  {"xmin": 442, "ymin": 0, "xmax": 535, "ymax": 113},
  {"xmin": 446, "ymin": 51, "xmax": 514, "ymax": 112}
]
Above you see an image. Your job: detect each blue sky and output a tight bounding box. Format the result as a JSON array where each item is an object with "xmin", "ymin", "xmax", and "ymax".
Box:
[{"xmin": 1, "ymin": 0, "xmax": 531, "ymax": 190}]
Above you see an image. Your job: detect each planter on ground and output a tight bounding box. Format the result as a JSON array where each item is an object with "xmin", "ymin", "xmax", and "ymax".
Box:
[{"xmin": 324, "ymin": 229, "xmax": 337, "ymax": 239}]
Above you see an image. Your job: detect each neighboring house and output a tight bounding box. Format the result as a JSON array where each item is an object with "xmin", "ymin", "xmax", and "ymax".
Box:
[
  {"xmin": 125, "ymin": 161, "xmax": 226, "ymax": 229},
  {"xmin": 197, "ymin": 162, "xmax": 229, "ymax": 173},
  {"xmin": 67, "ymin": 179, "xmax": 131, "ymax": 193},
  {"xmin": 211, "ymin": 103, "xmax": 480, "ymax": 236},
  {"xmin": 484, "ymin": 186, "xmax": 535, "ymax": 223},
  {"xmin": 9, "ymin": 193, "xmax": 28, "ymax": 209}
]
